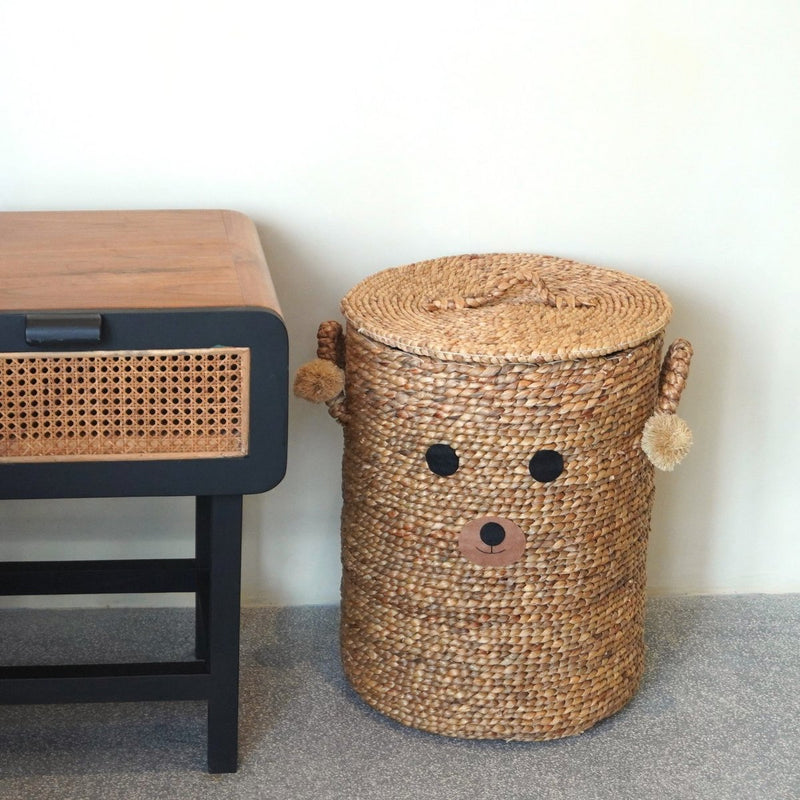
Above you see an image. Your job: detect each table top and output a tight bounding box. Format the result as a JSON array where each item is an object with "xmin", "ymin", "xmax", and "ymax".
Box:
[{"xmin": 0, "ymin": 210, "xmax": 281, "ymax": 314}]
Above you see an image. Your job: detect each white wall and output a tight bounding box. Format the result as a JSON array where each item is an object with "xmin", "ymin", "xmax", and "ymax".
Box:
[{"xmin": 0, "ymin": 0, "xmax": 797, "ymax": 606}]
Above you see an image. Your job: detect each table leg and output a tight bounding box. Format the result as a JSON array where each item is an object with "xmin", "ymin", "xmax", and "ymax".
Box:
[
  {"xmin": 195, "ymin": 496, "xmax": 211, "ymax": 661},
  {"xmin": 203, "ymin": 494, "xmax": 243, "ymax": 774}
]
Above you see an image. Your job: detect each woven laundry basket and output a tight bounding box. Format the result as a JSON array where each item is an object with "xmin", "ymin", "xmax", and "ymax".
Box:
[{"xmin": 295, "ymin": 253, "xmax": 693, "ymax": 740}]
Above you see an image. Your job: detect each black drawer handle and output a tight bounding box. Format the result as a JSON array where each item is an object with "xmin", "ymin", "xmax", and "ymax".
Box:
[{"xmin": 25, "ymin": 313, "xmax": 103, "ymax": 345}]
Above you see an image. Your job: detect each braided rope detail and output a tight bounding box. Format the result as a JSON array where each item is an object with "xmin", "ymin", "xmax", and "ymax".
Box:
[
  {"xmin": 317, "ymin": 320, "xmax": 346, "ymax": 368},
  {"xmin": 325, "ymin": 395, "xmax": 348, "ymax": 424},
  {"xmin": 315, "ymin": 320, "xmax": 348, "ymax": 424},
  {"xmin": 426, "ymin": 269, "xmax": 595, "ymax": 312},
  {"xmin": 656, "ymin": 338, "xmax": 693, "ymax": 415}
]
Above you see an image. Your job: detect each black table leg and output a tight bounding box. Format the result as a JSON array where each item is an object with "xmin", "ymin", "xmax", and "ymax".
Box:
[
  {"xmin": 204, "ymin": 494, "xmax": 243, "ymax": 774},
  {"xmin": 195, "ymin": 496, "xmax": 211, "ymax": 661}
]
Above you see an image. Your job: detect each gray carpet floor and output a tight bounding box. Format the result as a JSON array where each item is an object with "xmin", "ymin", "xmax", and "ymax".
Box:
[{"xmin": 0, "ymin": 595, "xmax": 797, "ymax": 800}]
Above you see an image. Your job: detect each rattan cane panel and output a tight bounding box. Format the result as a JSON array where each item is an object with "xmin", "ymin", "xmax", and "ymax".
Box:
[{"xmin": 0, "ymin": 348, "xmax": 250, "ymax": 462}]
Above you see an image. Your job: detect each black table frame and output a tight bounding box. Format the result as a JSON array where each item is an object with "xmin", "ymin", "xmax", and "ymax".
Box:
[
  {"xmin": 0, "ymin": 306, "xmax": 288, "ymax": 774},
  {"xmin": 0, "ymin": 495, "xmax": 244, "ymax": 773}
]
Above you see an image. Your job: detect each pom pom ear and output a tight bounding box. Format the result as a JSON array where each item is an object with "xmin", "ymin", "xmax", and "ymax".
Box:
[
  {"xmin": 294, "ymin": 358, "xmax": 345, "ymax": 404},
  {"xmin": 642, "ymin": 413, "xmax": 693, "ymax": 471}
]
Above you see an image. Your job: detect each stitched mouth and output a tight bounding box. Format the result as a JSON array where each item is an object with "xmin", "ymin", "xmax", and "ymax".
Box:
[{"xmin": 475, "ymin": 546, "xmax": 506, "ymax": 555}]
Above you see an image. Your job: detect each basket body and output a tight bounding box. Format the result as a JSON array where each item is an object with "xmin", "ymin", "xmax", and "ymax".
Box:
[{"xmin": 339, "ymin": 325, "xmax": 663, "ymax": 739}]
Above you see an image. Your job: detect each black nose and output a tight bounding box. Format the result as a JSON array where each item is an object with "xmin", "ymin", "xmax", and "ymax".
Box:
[{"xmin": 479, "ymin": 522, "xmax": 506, "ymax": 547}]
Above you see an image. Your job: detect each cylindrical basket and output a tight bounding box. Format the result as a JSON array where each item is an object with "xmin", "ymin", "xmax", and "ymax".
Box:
[{"xmin": 296, "ymin": 254, "xmax": 693, "ymax": 740}]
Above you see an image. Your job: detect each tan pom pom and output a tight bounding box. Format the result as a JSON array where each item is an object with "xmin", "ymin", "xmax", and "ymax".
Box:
[
  {"xmin": 642, "ymin": 413, "xmax": 693, "ymax": 471},
  {"xmin": 294, "ymin": 358, "xmax": 345, "ymax": 404}
]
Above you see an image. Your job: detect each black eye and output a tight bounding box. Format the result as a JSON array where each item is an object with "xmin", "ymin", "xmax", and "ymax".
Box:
[
  {"xmin": 426, "ymin": 443, "xmax": 459, "ymax": 476},
  {"xmin": 529, "ymin": 450, "xmax": 563, "ymax": 482}
]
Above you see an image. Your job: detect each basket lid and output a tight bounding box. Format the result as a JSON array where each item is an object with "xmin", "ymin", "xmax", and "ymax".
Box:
[{"xmin": 340, "ymin": 253, "xmax": 672, "ymax": 364}]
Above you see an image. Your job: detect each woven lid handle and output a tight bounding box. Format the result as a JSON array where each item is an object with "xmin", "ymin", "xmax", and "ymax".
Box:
[{"xmin": 425, "ymin": 268, "xmax": 595, "ymax": 312}]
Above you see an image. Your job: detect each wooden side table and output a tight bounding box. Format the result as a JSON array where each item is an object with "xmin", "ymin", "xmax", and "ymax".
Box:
[{"xmin": 0, "ymin": 210, "xmax": 288, "ymax": 773}]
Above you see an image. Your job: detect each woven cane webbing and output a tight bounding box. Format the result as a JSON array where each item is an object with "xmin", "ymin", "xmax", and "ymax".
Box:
[
  {"xmin": 0, "ymin": 348, "xmax": 249, "ymax": 462},
  {"xmin": 340, "ymin": 254, "xmax": 671, "ymax": 364},
  {"xmin": 339, "ymin": 326, "xmax": 662, "ymax": 740}
]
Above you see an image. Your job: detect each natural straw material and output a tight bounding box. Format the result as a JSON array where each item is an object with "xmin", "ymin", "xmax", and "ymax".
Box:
[
  {"xmin": 341, "ymin": 253, "xmax": 672, "ymax": 364},
  {"xmin": 339, "ymin": 329, "xmax": 661, "ymax": 739},
  {"xmin": 293, "ymin": 358, "xmax": 344, "ymax": 404},
  {"xmin": 299, "ymin": 254, "xmax": 692, "ymax": 741},
  {"xmin": 641, "ymin": 413, "xmax": 693, "ymax": 472}
]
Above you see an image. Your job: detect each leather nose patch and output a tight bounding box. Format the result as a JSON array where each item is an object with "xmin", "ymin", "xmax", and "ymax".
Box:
[{"xmin": 458, "ymin": 516, "xmax": 526, "ymax": 566}]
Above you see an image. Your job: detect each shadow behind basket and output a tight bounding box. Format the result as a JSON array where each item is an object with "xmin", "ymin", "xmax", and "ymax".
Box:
[{"xmin": 297, "ymin": 254, "xmax": 693, "ymax": 740}]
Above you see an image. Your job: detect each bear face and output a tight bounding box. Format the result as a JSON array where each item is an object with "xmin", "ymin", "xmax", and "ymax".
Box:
[
  {"xmin": 422, "ymin": 442, "xmax": 563, "ymax": 566},
  {"xmin": 341, "ymin": 327, "xmax": 660, "ymax": 578}
]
